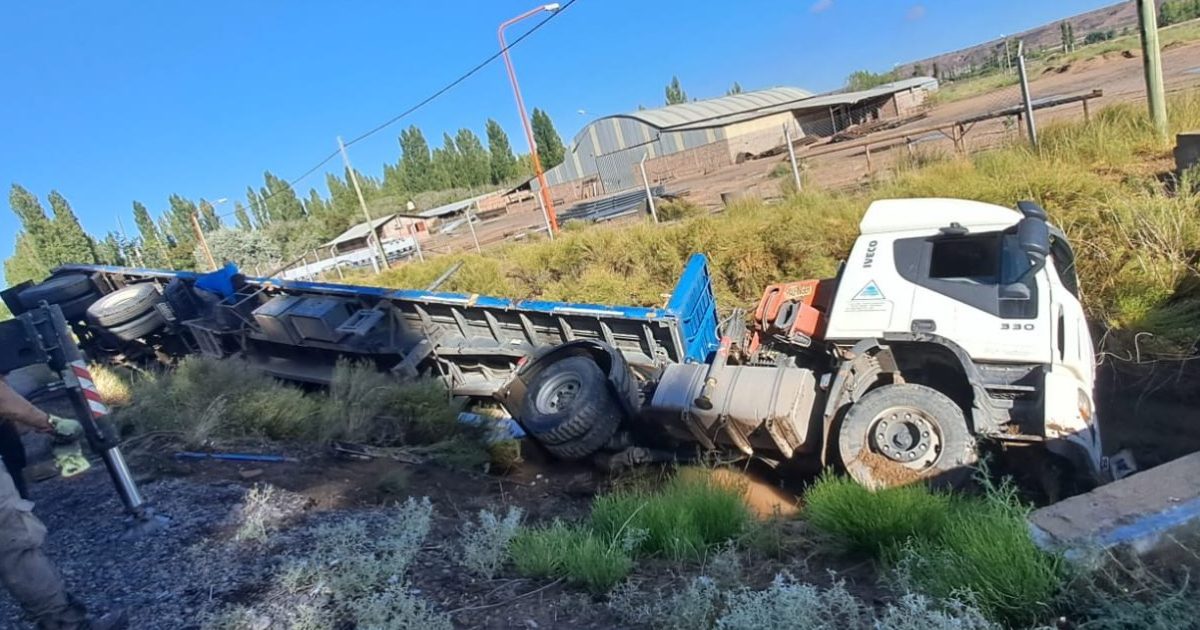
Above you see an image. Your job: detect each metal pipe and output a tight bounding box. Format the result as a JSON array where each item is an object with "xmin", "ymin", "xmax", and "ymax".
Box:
[
  {"xmin": 467, "ymin": 201, "xmax": 482, "ymax": 253},
  {"xmin": 694, "ymin": 308, "xmax": 745, "ymax": 410},
  {"xmin": 639, "ymin": 153, "xmax": 659, "ymax": 223},
  {"xmin": 783, "ymin": 124, "xmax": 802, "ymax": 193}
]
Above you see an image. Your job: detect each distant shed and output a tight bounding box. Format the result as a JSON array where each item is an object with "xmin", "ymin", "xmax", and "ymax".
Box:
[{"xmin": 538, "ymin": 77, "xmax": 937, "ymax": 200}]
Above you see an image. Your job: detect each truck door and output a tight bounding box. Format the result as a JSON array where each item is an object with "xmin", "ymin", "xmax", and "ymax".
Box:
[
  {"xmin": 894, "ymin": 229, "xmax": 1052, "ymax": 363},
  {"xmin": 1041, "ymin": 232, "xmax": 1104, "ymax": 472}
]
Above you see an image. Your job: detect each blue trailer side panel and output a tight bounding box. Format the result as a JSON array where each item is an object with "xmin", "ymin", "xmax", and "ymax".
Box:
[{"xmin": 665, "ymin": 254, "xmax": 721, "ymax": 364}]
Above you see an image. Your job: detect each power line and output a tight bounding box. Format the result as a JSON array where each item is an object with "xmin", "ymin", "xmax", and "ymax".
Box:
[{"xmin": 247, "ymin": 0, "xmax": 578, "ymax": 211}]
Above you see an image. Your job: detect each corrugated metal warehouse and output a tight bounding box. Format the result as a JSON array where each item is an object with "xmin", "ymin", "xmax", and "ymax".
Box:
[{"xmin": 538, "ymin": 77, "xmax": 937, "ymax": 200}]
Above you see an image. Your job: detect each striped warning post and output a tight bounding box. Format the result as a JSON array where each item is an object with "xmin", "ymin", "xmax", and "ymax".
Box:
[{"xmin": 70, "ymin": 360, "xmax": 109, "ymax": 419}]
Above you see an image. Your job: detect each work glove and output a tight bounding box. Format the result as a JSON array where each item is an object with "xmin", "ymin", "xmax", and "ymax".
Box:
[{"xmin": 48, "ymin": 415, "xmax": 90, "ymax": 478}]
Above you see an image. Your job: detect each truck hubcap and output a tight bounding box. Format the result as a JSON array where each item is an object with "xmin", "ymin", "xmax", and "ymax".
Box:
[
  {"xmin": 535, "ymin": 373, "xmax": 582, "ymax": 414},
  {"xmin": 869, "ymin": 407, "xmax": 941, "ymax": 468}
]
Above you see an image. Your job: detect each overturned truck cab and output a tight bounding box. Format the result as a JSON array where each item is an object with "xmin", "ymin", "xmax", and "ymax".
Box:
[{"xmin": 1, "ymin": 198, "xmax": 1110, "ymax": 490}]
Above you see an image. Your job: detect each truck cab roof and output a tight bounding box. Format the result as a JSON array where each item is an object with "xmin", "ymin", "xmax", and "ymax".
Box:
[{"xmin": 860, "ymin": 198, "xmax": 1023, "ymax": 236}]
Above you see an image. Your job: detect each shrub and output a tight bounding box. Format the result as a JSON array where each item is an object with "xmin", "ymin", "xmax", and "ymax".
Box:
[
  {"xmin": 88, "ymin": 363, "xmax": 132, "ymax": 407},
  {"xmin": 510, "ymin": 520, "xmax": 633, "ymax": 593},
  {"xmin": 609, "ymin": 576, "xmax": 720, "ymax": 630},
  {"xmin": 1054, "ymin": 548, "xmax": 1198, "ymax": 629},
  {"xmin": 716, "ymin": 573, "xmax": 872, "ymax": 630},
  {"xmin": 875, "ymin": 592, "xmax": 999, "ymax": 630},
  {"xmin": 655, "ymin": 198, "xmax": 705, "ymax": 221},
  {"xmin": 510, "ymin": 519, "xmax": 577, "ymax": 578},
  {"xmin": 233, "ymin": 484, "xmax": 280, "ymax": 543},
  {"xmin": 804, "ymin": 473, "xmax": 952, "ymax": 557},
  {"xmin": 885, "ymin": 480, "xmax": 1061, "ymax": 627},
  {"xmin": 458, "ymin": 506, "xmax": 524, "ymax": 578},
  {"xmin": 591, "ymin": 470, "xmax": 751, "ymax": 561},
  {"xmin": 351, "ymin": 585, "xmax": 453, "ymax": 630}
]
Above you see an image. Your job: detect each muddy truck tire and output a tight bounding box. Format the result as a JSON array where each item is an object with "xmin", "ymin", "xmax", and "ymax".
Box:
[
  {"xmin": 87, "ymin": 283, "xmax": 162, "ymax": 327},
  {"xmin": 837, "ymin": 383, "xmax": 976, "ymax": 489},
  {"xmin": 18, "ymin": 273, "xmax": 99, "ymax": 319},
  {"xmin": 519, "ymin": 355, "xmax": 623, "ymax": 460}
]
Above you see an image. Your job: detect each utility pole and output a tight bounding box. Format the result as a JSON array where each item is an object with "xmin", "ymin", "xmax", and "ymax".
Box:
[
  {"xmin": 1016, "ymin": 40, "xmax": 1038, "ymax": 148},
  {"xmin": 190, "ymin": 213, "xmax": 217, "ymax": 270},
  {"xmin": 337, "ymin": 136, "xmax": 390, "ymax": 271},
  {"xmin": 1137, "ymin": 0, "xmax": 1169, "ymax": 140}
]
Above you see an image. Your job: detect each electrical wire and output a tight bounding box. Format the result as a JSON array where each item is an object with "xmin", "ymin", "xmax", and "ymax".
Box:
[{"xmin": 241, "ymin": 0, "xmax": 578, "ymax": 210}]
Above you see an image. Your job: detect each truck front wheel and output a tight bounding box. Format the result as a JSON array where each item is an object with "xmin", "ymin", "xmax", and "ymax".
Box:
[{"xmin": 837, "ymin": 384, "xmax": 976, "ymax": 489}]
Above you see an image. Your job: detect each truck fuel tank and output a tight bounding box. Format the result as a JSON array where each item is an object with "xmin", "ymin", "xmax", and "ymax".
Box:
[{"xmin": 647, "ymin": 363, "xmax": 823, "ymax": 459}]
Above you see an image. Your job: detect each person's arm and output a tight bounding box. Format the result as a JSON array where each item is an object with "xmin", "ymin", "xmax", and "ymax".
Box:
[{"xmin": 0, "ymin": 377, "xmax": 54, "ymax": 433}]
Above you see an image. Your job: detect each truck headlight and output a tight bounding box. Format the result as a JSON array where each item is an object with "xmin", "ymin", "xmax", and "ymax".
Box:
[{"xmin": 1078, "ymin": 389, "xmax": 1093, "ymax": 423}]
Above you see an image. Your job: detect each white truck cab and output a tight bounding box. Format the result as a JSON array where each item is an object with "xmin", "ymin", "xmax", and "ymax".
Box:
[{"xmin": 827, "ymin": 198, "xmax": 1103, "ymax": 482}]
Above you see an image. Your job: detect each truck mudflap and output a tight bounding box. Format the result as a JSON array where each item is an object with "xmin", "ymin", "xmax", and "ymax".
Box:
[{"xmin": 646, "ymin": 363, "xmax": 824, "ymax": 459}]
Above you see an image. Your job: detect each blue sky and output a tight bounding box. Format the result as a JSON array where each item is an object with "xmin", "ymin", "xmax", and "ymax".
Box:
[{"xmin": 0, "ymin": 0, "xmax": 1117, "ymax": 274}]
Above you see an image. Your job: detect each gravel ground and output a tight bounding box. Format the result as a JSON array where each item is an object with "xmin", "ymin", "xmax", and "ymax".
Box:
[{"xmin": 0, "ymin": 469, "xmax": 312, "ymax": 630}]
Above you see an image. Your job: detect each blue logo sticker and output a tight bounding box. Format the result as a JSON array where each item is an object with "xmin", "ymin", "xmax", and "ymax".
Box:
[{"xmin": 853, "ymin": 281, "xmax": 885, "ymax": 301}]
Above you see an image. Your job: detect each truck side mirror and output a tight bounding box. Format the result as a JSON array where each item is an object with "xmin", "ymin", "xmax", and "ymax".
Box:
[{"xmin": 1017, "ymin": 217, "xmax": 1049, "ymax": 272}]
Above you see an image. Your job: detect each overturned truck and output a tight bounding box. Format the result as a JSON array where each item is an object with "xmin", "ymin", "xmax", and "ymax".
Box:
[{"xmin": 3, "ymin": 198, "xmax": 1113, "ymax": 489}]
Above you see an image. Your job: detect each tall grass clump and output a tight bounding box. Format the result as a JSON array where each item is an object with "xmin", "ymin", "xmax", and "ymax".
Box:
[
  {"xmin": 885, "ymin": 479, "xmax": 1062, "ymax": 626},
  {"xmin": 510, "ymin": 520, "xmax": 633, "ymax": 593},
  {"xmin": 591, "ymin": 470, "xmax": 752, "ymax": 561},
  {"xmin": 88, "ymin": 363, "xmax": 133, "ymax": 408},
  {"xmin": 115, "ymin": 357, "xmax": 319, "ymax": 442},
  {"xmin": 804, "ymin": 473, "xmax": 1061, "ymax": 626},
  {"xmin": 804, "ymin": 473, "xmax": 952, "ymax": 556}
]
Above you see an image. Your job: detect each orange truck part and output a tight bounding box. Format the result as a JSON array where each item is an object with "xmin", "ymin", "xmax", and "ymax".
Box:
[{"xmin": 749, "ymin": 279, "xmax": 833, "ymax": 353}]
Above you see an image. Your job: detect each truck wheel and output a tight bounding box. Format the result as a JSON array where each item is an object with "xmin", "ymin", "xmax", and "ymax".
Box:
[
  {"xmin": 86, "ymin": 283, "xmax": 162, "ymax": 327},
  {"xmin": 106, "ymin": 309, "xmax": 167, "ymax": 341},
  {"xmin": 520, "ymin": 356, "xmax": 623, "ymax": 460},
  {"xmin": 55, "ymin": 291, "xmax": 101, "ymax": 321},
  {"xmin": 18, "ymin": 274, "xmax": 94, "ymax": 309},
  {"xmin": 838, "ymin": 384, "xmax": 976, "ymax": 489}
]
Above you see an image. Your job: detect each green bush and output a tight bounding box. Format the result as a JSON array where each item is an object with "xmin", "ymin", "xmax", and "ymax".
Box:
[
  {"xmin": 591, "ymin": 471, "xmax": 752, "ymax": 561},
  {"xmin": 510, "ymin": 520, "xmax": 632, "ymax": 593},
  {"xmin": 805, "ymin": 473, "xmax": 952, "ymax": 557},
  {"xmin": 885, "ymin": 480, "xmax": 1062, "ymax": 627}
]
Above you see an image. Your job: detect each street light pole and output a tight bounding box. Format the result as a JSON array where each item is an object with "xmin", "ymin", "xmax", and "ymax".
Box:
[{"xmin": 499, "ymin": 4, "xmax": 561, "ymax": 236}]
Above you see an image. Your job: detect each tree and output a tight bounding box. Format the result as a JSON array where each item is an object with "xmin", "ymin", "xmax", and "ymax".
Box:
[
  {"xmin": 246, "ymin": 186, "xmax": 270, "ymax": 227},
  {"xmin": 9, "ymin": 185, "xmax": 52, "ymax": 243},
  {"xmin": 398, "ymin": 126, "xmax": 433, "ymax": 192},
  {"xmin": 1066, "ymin": 22, "xmax": 1075, "ymax": 52},
  {"xmin": 726, "ymin": 82, "xmax": 743, "ymax": 96},
  {"xmin": 430, "ymin": 132, "xmax": 460, "ymax": 189},
  {"xmin": 199, "ymin": 227, "xmax": 281, "ymax": 270},
  {"xmin": 46, "ymin": 191, "xmax": 96, "ymax": 265},
  {"xmin": 234, "ymin": 202, "xmax": 254, "ymax": 231},
  {"xmin": 260, "ymin": 172, "xmax": 305, "ymax": 223},
  {"xmin": 97, "ymin": 232, "xmax": 125, "ymax": 266},
  {"xmin": 665, "ymin": 76, "xmax": 688, "ymax": 105},
  {"xmin": 530, "ymin": 108, "xmax": 565, "ymax": 170},
  {"xmin": 932, "ymin": 61, "xmax": 940, "ymax": 79},
  {"xmin": 845, "ymin": 69, "xmax": 897, "ymax": 90},
  {"xmin": 198, "ymin": 199, "xmax": 222, "ymax": 232},
  {"xmin": 1060, "ymin": 21, "xmax": 1071, "ymax": 53},
  {"xmin": 486, "ymin": 119, "xmax": 519, "ymax": 184},
  {"xmin": 455, "ymin": 128, "xmax": 490, "ymax": 187},
  {"xmin": 3, "ymin": 232, "xmax": 49, "ymax": 287},
  {"xmin": 132, "ymin": 201, "xmax": 167, "ymax": 266}
]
